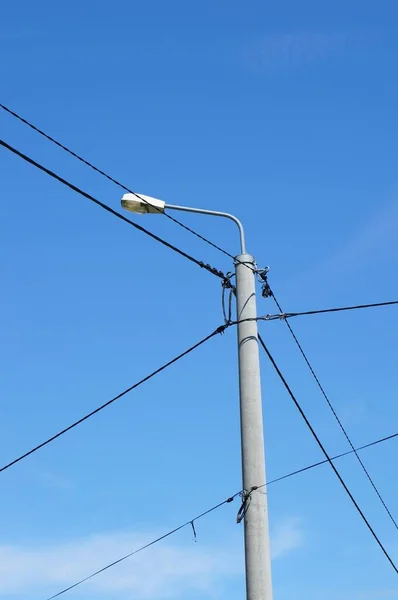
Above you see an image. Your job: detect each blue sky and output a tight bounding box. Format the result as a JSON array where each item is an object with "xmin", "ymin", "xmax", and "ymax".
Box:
[{"xmin": 1, "ymin": 0, "xmax": 398, "ymax": 598}]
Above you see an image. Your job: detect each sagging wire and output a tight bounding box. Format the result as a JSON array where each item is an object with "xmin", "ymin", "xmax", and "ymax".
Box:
[
  {"xmin": 0, "ymin": 324, "xmax": 231, "ymax": 475},
  {"xmin": 0, "ymin": 139, "xmax": 233, "ymax": 288},
  {"xmin": 44, "ymin": 492, "xmax": 238, "ymax": 600}
]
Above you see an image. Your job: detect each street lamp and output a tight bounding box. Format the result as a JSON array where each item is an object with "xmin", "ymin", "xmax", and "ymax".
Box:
[
  {"xmin": 121, "ymin": 193, "xmax": 247, "ymax": 254},
  {"xmin": 121, "ymin": 192, "xmax": 273, "ymax": 600}
]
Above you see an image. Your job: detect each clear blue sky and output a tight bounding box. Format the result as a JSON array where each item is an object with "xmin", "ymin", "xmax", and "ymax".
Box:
[{"xmin": 1, "ymin": 1, "xmax": 397, "ymax": 598}]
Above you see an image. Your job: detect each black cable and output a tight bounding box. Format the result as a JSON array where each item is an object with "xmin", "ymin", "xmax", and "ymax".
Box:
[
  {"xmin": 0, "ymin": 103, "xmax": 236, "ymax": 261},
  {"xmin": 0, "ymin": 104, "xmax": 259, "ymax": 279},
  {"xmin": 45, "ymin": 492, "xmax": 239, "ymax": 599},
  {"xmin": 43, "ymin": 428, "xmax": 398, "ymax": 599},
  {"xmin": 257, "ymin": 332, "xmax": 398, "ymax": 574},
  {"xmin": 0, "ymin": 325, "xmax": 228, "ymax": 475},
  {"xmin": 222, "ymin": 274, "xmax": 235, "ymax": 323},
  {"xmin": 0, "ymin": 139, "xmax": 231, "ymax": 285},
  {"xmin": 270, "ymin": 293, "xmax": 398, "ymax": 529},
  {"xmin": 261, "ymin": 300, "xmax": 398, "ymax": 321},
  {"xmin": 264, "ymin": 431, "xmax": 398, "ymax": 488}
]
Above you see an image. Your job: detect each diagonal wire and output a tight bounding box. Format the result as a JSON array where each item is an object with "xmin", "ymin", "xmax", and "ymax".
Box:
[
  {"xmin": 43, "ymin": 427, "xmax": 398, "ymax": 599},
  {"xmin": 270, "ymin": 293, "xmax": 398, "ymax": 530},
  {"xmin": 263, "ymin": 431, "xmax": 398, "ymax": 488},
  {"xmin": 3, "ymin": 138, "xmax": 390, "ymax": 505},
  {"xmin": 45, "ymin": 491, "xmax": 239, "ymax": 599},
  {"xmin": 0, "ymin": 103, "xmax": 236, "ymax": 261},
  {"xmin": 260, "ymin": 300, "xmax": 398, "ymax": 321},
  {"xmin": 0, "ymin": 104, "xmax": 258, "ymax": 277},
  {"xmin": 257, "ymin": 332, "xmax": 398, "ymax": 573},
  {"xmin": 0, "ymin": 325, "xmax": 228, "ymax": 475},
  {"xmin": 0, "ymin": 139, "xmax": 231, "ymax": 285}
]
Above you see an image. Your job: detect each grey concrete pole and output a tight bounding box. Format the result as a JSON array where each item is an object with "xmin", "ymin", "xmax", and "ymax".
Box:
[
  {"xmin": 235, "ymin": 253, "xmax": 273, "ymax": 600},
  {"xmin": 120, "ymin": 193, "xmax": 272, "ymax": 599}
]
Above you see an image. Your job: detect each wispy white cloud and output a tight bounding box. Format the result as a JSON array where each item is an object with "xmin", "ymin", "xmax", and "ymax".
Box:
[
  {"xmin": 0, "ymin": 531, "xmax": 239, "ymax": 598},
  {"xmin": 330, "ymin": 198, "xmax": 398, "ymax": 269},
  {"xmin": 0, "ymin": 30, "xmax": 36, "ymax": 43},
  {"xmin": 285, "ymin": 197, "xmax": 398, "ymax": 291},
  {"xmin": 348, "ymin": 590, "xmax": 398, "ymax": 600},
  {"xmin": 0, "ymin": 518, "xmax": 304, "ymax": 598},
  {"xmin": 337, "ymin": 397, "xmax": 368, "ymax": 429},
  {"xmin": 308, "ymin": 197, "xmax": 398, "ymax": 282},
  {"xmin": 30, "ymin": 467, "xmax": 75, "ymax": 491},
  {"xmin": 271, "ymin": 517, "xmax": 304, "ymax": 559},
  {"xmin": 244, "ymin": 31, "xmax": 371, "ymax": 71}
]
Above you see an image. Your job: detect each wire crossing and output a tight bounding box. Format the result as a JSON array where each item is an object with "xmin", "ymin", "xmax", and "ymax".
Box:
[
  {"xmin": 42, "ymin": 427, "xmax": 398, "ymax": 599},
  {"xmin": 258, "ymin": 332, "xmax": 398, "ymax": 574},
  {"xmin": 0, "ymin": 139, "xmax": 232, "ymax": 285},
  {"xmin": 0, "ymin": 103, "xmax": 236, "ymax": 261},
  {"xmin": 261, "ymin": 300, "xmax": 398, "ymax": 321},
  {"xmin": 0, "ymin": 325, "xmax": 228, "ymax": 475},
  {"xmin": 269, "ymin": 293, "xmax": 398, "ymax": 530},
  {"xmin": 3, "ymin": 103, "xmax": 397, "ymax": 586},
  {"xmin": 265, "ymin": 431, "xmax": 398, "ymax": 487}
]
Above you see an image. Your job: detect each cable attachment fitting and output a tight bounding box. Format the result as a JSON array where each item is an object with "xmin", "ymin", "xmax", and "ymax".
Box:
[
  {"xmin": 190, "ymin": 520, "xmax": 197, "ymax": 542},
  {"xmin": 216, "ymin": 324, "xmax": 228, "ymax": 335},
  {"xmin": 236, "ymin": 487, "xmax": 258, "ymax": 524},
  {"xmin": 257, "ymin": 267, "xmax": 273, "ymax": 299},
  {"xmin": 222, "ymin": 272, "xmax": 236, "ymax": 324},
  {"xmin": 222, "ymin": 272, "xmax": 235, "ymax": 291},
  {"xmin": 199, "ymin": 262, "xmax": 236, "ymax": 289}
]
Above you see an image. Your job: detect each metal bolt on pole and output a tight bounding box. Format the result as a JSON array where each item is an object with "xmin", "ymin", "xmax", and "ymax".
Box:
[
  {"xmin": 235, "ymin": 253, "xmax": 273, "ymax": 600},
  {"xmin": 120, "ymin": 194, "xmax": 273, "ymax": 600}
]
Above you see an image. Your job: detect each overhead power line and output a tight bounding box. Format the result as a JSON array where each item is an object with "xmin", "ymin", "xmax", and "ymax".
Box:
[
  {"xmin": 0, "ymin": 324, "xmax": 228, "ymax": 475},
  {"xmin": 45, "ymin": 490, "xmax": 240, "ymax": 600},
  {"xmin": 0, "ymin": 139, "xmax": 232, "ymax": 286},
  {"xmin": 261, "ymin": 300, "xmax": 398, "ymax": 321},
  {"xmin": 257, "ymin": 332, "xmax": 398, "ymax": 574},
  {"xmin": 43, "ymin": 428, "xmax": 398, "ymax": 599},
  {"xmin": 0, "ymin": 103, "xmax": 236, "ymax": 261},
  {"xmin": 5, "ymin": 102, "xmax": 397, "ymax": 575},
  {"xmin": 269, "ymin": 293, "xmax": 398, "ymax": 530},
  {"xmin": 265, "ymin": 431, "xmax": 398, "ymax": 488}
]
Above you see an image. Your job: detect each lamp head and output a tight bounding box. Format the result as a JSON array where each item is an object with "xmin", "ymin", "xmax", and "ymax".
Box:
[{"xmin": 121, "ymin": 193, "xmax": 165, "ymax": 215}]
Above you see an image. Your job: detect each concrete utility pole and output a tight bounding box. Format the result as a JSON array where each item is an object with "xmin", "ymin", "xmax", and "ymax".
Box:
[
  {"xmin": 121, "ymin": 193, "xmax": 273, "ymax": 600},
  {"xmin": 235, "ymin": 252, "xmax": 273, "ymax": 600}
]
